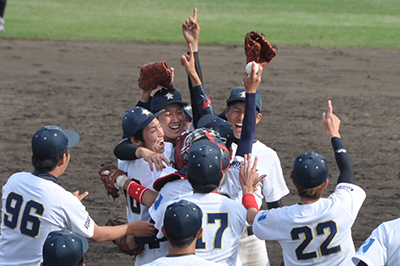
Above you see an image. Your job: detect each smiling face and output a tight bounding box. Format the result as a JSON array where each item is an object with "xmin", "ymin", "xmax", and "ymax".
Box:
[
  {"xmin": 225, "ymin": 101, "xmax": 262, "ymax": 139},
  {"xmin": 140, "ymin": 118, "xmax": 165, "ymax": 154},
  {"xmin": 157, "ymin": 103, "xmax": 185, "ymax": 144}
]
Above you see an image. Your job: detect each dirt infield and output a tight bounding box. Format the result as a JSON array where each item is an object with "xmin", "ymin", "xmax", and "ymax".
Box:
[{"xmin": 1, "ymin": 39, "xmax": 400, "ymax": 265}]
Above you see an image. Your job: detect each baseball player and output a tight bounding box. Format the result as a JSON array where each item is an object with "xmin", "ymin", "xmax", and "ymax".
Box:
[
  {"xmin": 181, "ymin": 8, "xmax": 289, "ymax": 265},
  {"xmin": 0, "ymin": 0, "xmax": 6, "ymax": 33},
  {"xmin": 41, "ymin": 229, "xmax": 88, "ymax": 266},
  {"xmin": 240, "ymin": 100, "xmax": 366, "ymax": 266},
  {"xmin": 0, "ymin": 125, "xmax": 155, "ymax": 266},
  {"xmin": 143, "ymin": 200, "xmax": 220, "ymax": 266},
  {"xmin": 352, "ymin": 216, "xmax": 400, "ymax": 265}
]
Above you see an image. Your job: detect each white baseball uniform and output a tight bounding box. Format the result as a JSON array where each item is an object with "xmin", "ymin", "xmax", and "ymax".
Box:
[
  {"xmin": 252, "ymin": 183, "xmax": 366, "ymax": 266},
  {"xmin": 143, "ymin": 254, "xmax": 221, "ymax": 265},
  {"xmin": 118, "ymin": 142, "xmax": 176, "ymax": 265},
  {"xmin": 220, "ymin": 141, "xmax": 289, "ymax": 266},
  {"xmin": 0, "ymin": 172, "xmax": 95, "ymax": 266},
  {"xmin": 352, "ymin": 217, "xmax": 400, "ymax": 266},
  {"xmin": 149, "ymin": 156, "xmax": 247, "ymax": 266}
]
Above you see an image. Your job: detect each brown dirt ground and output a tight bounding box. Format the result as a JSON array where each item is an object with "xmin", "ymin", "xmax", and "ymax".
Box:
[{"xmin": 1, "ymin": 39, "xmax": 400, "ymax": 265}]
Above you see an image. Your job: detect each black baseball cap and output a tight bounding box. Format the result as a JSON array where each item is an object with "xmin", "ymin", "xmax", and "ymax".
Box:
[
  {"xmin": 32, "ymin": 126, "xmax": 80, "ymax": 159},
  {"xmin": 293, "ymin": 152, "xmax": 328, "ymax": 188},
  {"xmin": 42, "ymin": 229, "xmax": 88, "ymax": 266},
  {"xmin": 226, "ymin": 87, "xmax": 262, "ymax": 112},
  {"xmin": 164, "ymin": 200, "xmax": 203, "ymax": 239},
  {"xmin": 122, "ymin": 107, "xmax": 164, "ymax": 139},
  {"xmin": 150, "ymin": 88, "xmax": 187, "ymax": 113}
]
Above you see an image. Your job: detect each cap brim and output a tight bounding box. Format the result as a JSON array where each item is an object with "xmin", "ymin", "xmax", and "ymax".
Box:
[
  {"xmin": 154, "ymin": 100, "xmax": 188, "ymax": 112},
  {"xmin": 137, "ymin": 109, "xmax": 165, "ymax": 132},
  {"xmin": 64, "ymin": 130, "xmax": 80, "ymax": 149}
]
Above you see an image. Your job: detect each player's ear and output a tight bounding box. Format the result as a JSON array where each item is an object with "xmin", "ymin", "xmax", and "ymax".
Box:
[
  {"xmin": 322, "ymin": 179, "xmax": 329, "ymax": 189},
  {"xmin": 255, "ymin": 112, "xmax": 262, "ymax": 124},
  {"xmin": 130, "ymin": 136, "xmax": 144, "ymax": 146},
  {"xmin": 196, "ymin": 227, "xmax": 204, "ymax": 239},
  {"xmin": 161, "ymin": 226, "xmax": 167, "ymax": 237}
]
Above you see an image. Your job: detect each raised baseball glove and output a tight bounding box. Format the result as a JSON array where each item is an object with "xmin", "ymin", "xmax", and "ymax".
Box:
[
  {"xmin": 244, "ymin": 31, "xmax": 277, "ymax": 67},
  {"xmin": 99, "ymin": 161, "xmax": 127, "ymax": 200},
  {"xmin": 106, "ymin": 218, "xmax": 144, "ymax": 257},
  {"xmin": 137, "ymin": 61, "xmax": 174, "ymax": 92}
]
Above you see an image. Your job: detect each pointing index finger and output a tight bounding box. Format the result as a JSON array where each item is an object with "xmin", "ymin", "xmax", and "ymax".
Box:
[
  {"xmin": 327, "ymin": 100, "xmax": 333, "ymax": 115},
  {"xmin": 193, "ymin": 7, "xmax": 197, "ymax": 21}
]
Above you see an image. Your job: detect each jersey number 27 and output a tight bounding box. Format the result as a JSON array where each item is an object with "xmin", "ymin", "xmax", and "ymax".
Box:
[{"xmin": 3, "ymin": 192, "xmax": 44, "ymax": 238}]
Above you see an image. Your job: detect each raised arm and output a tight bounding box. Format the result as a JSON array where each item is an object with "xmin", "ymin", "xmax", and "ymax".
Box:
[
  {"xmin": 236, "ymin": 62, "xmax": 262, "ymax": 157},
  {"xmin": 322, "ymin": 100, "xmax": 354, "ymax": 184}
]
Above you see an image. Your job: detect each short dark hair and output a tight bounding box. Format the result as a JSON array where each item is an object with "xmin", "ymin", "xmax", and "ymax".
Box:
[
  {"xmin": 290, "ymin": 171, "xmax": 325, "ymax": 200},
  {"xmin": 132, "ymin": 128, "xmax": 145, "ymax": 143},
  {"xmin": 187, "ymin": 172, "xmax": 220, "ymax": 193},
  {"xmin": 167, "ymin": 233, "xmax": 197, "ymax": 248},
  {"xmin": 32, "ymin": 150, "xmax": 69, "ymax": 172}
]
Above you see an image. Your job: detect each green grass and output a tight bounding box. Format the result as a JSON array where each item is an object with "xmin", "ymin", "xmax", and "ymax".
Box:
[{"xmin": 1, "ymin": 0, "xmax": 400, "ymax": 48}]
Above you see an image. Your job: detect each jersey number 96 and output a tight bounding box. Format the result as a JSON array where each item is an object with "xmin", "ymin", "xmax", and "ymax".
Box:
[{"xmin": 3, "ymin": 192, "xmax": 44, "ymax": 238}]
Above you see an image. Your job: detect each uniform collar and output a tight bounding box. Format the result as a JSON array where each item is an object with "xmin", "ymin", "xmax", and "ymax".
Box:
[{"xmin": 32, "ymin": 169, "xmax": 59, "ymax": 184}]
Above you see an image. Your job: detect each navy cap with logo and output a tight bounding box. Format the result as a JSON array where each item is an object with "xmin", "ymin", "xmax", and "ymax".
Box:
[
  {"xmin": 226, "ymin": 87, "xmax": 262, "ymax": 112},
  {"xmin": 183, "ymin": 105, "xmax": 193, "ymax": 120},
  {"xmin": 293, "ymin": 151, "xmax": 328, "ymax": 188},
  {"xmin": 164, "ymin": 200, "xmax": 203, "ymax": 239},
  {"xmin": 122, "ymin": 107, "xmax": 164, "ymax": 139},
  {"xmin": 197, "ymin": 114, "xmax": 234, "ymax": 149},
  {"xmin": 187, "ymin": 139, "xmax": 225, "ymax": 186},
  {"xmin": 150, "ymin": 88, "xmax": 187, "ymax": 113},
  {"xmin": 32, "ymin": 126, "xmax": 80, "ymax": 159},
  {"xmin": 42, "ymin": 229, "xmax": 88, "ymax": 266}
]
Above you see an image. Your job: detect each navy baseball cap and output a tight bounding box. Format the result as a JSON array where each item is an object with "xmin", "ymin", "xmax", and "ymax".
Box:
[
  {"xmin": 184, "ymin": 105, "xmax": 193, "ymax": 120},
  {"xmin": 122, "ymin": 107, "xmax": 164, "ymax": 139},
  {"xmin": 42, "ymin": 229, "xmax": 88, "ymax": 266},
  {"xmin": 32, "ymin": 126, "xmax": 80, "ymax": 159},
  {"xmin": 150, "ymin": 88, "xmax": 187, "ymax": 113},
  {"xmin": 197, "ymin": 114, "xmax": 234, "ymax": 149},
  {"xmin": 226, "ymin": 87, "xmax": 262, "ymax": 112},
  {"xmin": 164, "ymin": 200, "xmax": 203, "ymax": 239},
  {"xmin": 187, "ymin": 139, "xmax": 225, "ymax": 186},
  {"xmin": 293, "ymin": 152, "xmax": 328, "ymax": 188}
]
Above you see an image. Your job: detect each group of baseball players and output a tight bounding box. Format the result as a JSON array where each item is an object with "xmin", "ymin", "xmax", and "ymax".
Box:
[{"xmin": 0, "ymin": 6, "xmax": 398, "ymax": 266}]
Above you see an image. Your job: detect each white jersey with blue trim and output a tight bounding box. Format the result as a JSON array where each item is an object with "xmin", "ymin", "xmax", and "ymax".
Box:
[
  {"xmin": 0, "ymin": 172, "xmax": 94, "ymax": 266},
  {"xmin": 253, "ymin": 183, "xmax": 366, "ymax": 266},
  {"xmin": 118, "ymin": 142, "xmax": 176, "ymax": 266},
  {"xmin": 223, "ymin": 140, "xmax": 289, "ymax": 206},
  {"xmin": 352, "ymin": 217, "xmax": 400, "ymax": 266},
  {"xmin": 143, "ymin": 254, "xmax": 221, "ymax": 266}
]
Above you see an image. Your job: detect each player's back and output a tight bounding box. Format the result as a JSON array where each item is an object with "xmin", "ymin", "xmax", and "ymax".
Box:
[
  {"xmin": 253, "ymin": 183, "xmax": 366, "ymax": 266},
  {"xmin": 184, "ymin": 193, "xmax": 246, "ymax": 266},
  {"xmin": 0, "ymin": 172, "xmax": 93, "ymax": 266}
]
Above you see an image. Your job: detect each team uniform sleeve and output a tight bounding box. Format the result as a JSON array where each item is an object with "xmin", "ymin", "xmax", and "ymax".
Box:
[
  {"xmin": 252, "ymin": 208, "xmax": 284, "ymax": 241},
  {"xmin": 329, "ymin": 183, "xmax": 366, "ymax": 222},
  {"xmin": 352, "ymin": 224, "xmax": 388, "ymax": 266},
  {"xmin": 258, "ymin": 148, "xmax": 289, "ymax": 203},
  {"xmin": 63, "ymin": 193, "xmax": 95, "ymax": 238}
]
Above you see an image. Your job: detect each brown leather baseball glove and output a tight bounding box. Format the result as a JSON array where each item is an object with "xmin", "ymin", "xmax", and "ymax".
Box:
[
  {"xmin": 137, "ymin": 61, "xmax": 174, "ymax": 92},
  {"xmin": 106, "ymin": 218, "xmax": 144, "ymax": 257},
  {"xmin": 99, "ymin": 161, "xmax": 127, "ymax": 200},
  {"xmin": 244, "ymin": 31, "xmax": 277, "ymax": 67}
]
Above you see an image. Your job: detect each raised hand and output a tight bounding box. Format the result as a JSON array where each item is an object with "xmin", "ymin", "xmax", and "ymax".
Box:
[{"xmin": 322, "ymin": 100, "xmax": 341, "ymax": 138}]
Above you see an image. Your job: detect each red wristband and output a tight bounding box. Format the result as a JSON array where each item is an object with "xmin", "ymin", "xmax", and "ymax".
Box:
[
  {"xmin": 242, "ymin": 193, "xmax": 259, "ymax": 211},
  {"xmin": 126, "ymin": 181, "xmax": 149, "ymax": 204}
]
